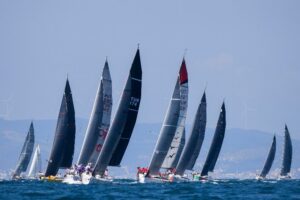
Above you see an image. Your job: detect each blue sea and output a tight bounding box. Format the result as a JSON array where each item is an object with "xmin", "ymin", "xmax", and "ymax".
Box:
[{"xmin": 0, "ymin": 179, "xmax": 300, "ymax": 200}]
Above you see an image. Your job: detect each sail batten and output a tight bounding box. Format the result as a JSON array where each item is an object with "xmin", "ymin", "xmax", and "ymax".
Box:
[
  {"xmin": 13, "ymin": 123, "xmax": 35, "ymax": 178},
  {"xmin": 77, "ymin": 61, "xmax": 112, "ymax": 166},
  {"xmin": 93, "ymin": 49, "xmax": 142, "ymax": 176},
  {"xmin": 259, "ymin": 136, "xmax": 276, "ymax": 178},
  {"xmin": 201, "ymin": 102, "xmax": 226, "ymax": 177},
  {"xmin": 176, "ymin": 92, "xmax": 206, "ymax": 175},
  {"xmin": 280, "ymin": 125, "xmax": 293, "ymax": 176},
  {"xmin": 45, "ymin": 79, "xmax": 76, "ymax": 177}
]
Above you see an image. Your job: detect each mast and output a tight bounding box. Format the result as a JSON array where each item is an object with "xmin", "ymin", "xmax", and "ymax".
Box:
[
  {"xmin": 280, "ymin": 125, "xmax": 293, "ymax": 176},
  {"xmin": 148, "ymin": 59, "xmax": 188, "ymax": 175},
  {"xmin": 259, "ymin": 135, "xmax": 276, "ymax": 178},
  {"xmin": 77, "ymin": 61, "xmax": 112, "ymax": 166},
  {"xmin": 12, "ymin": 122, "xmax": 35, "ymax": 178},
  {"xmin": 93, "ymin": 48, "xmax": 142, "ymax": 176},
  {"xmin": 201, "ymin": 102, "xmax": 226, "ymax": 177},
  {"xmin": 28, "ymin": 145, "xmax": 42, "ymax": 177},
  {"xmin": 176, "ymin": 92, "xmax": 206, "ymax": 175},
  {"xmin": 45, "ymin": 79, "xmax": 76, "ymax": 177}
]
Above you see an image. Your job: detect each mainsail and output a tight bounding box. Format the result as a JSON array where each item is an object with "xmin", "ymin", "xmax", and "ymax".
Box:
[
  {"xmin": 12, "ymin": 122, "xmax": 35, "ymax": 178},
  {"xmin": 77, "ymin": 61, "xmax": 112, "ymax": 166},
  {"xmin": 93, "ymin": 48, "xmax": 142, "ymax": 176},
  {"xmin": 176, "ymin": 92, "xmax": 207, "ymax": 175},
  {"xmin": 161, "ymin": 59, "xmax": 188, "ymax": 169},
  {"xmin": 148, "ymin": 59, "xmax": 188, "ymax": 175},
  {"xmin": 259, "ymin": 135, "xmax": 276, "ymax": 178},
  {"xmin": 45, "ymin": 79, "xmax": 76, "ymax": 177},
  {"xmin": 201, "ymin": 102, "xmax": 226, "ymax": 177},
  {"xmin": 280, "ymin": 125, "xmax": 293, "ymax": 176},
  {"xmin": 28, "ymin": 144, "xmax": 42, "ymax": 178}
]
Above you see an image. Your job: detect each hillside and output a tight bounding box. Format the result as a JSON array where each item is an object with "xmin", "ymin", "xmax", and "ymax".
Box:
[{"xmin": 0, "ymin": 118, "xmax": 299, "ymax": 178}]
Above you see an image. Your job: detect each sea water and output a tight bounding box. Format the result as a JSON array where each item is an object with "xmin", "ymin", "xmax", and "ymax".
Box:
[{"xmin": 0, "ymin": 179, "xmax": 299, "ymax": 199}]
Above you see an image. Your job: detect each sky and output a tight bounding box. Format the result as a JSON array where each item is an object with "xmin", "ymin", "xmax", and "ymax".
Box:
[{"xmin": 0, "ymin": 0, "xmax": 300, "ymax": 137}]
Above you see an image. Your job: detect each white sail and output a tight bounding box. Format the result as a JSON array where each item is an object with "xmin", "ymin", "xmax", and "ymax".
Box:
[{"xmin": 28, "ymin": 145, "xmax": 42, "ymax": 178}]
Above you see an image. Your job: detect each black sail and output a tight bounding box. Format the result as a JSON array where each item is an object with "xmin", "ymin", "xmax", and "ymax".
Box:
[
  {"xmin": 259, "ymin": 135, "xmax": 276, "ymax": 178},
  {"xmin": 201, "ymin": 102, "xmax": 226, "ymax": 177},
  {"xmin": 280, "ymin": 125, "xmax": 293, "ymax": 176},
  {"xmin": 12, "ymin": 122, "xmax": 35, "ymax": 178},
  {"xmin": 45, "ymin": 79, "xmax": 76, "ymax": 176},
  {"xmin": 176, "ymin": 92, "xmax": 206, "ymax": 175},
  {"xmin": 93, "ymin": 49, "xmax": 142, "ymax": 176}
]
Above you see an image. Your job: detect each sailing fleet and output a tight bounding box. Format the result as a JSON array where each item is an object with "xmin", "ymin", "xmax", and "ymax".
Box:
[{"xmin": 11, "ymin": 48, "xmax": 294, "ymax": 183}]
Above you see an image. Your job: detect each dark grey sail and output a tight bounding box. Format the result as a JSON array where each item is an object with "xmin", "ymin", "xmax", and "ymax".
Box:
[
  {"xmin": 201, "ymin": 102, "xmax": 226, "ymax": 177},
  {"xmin": 45, "ymin": 79, "xmax": 76, "ymax": 177},
  {"xmin": 12, "ymin": 122, "xmax": 35, "ymax": 178},
  {"xmin": 148, "ymin": 80, "xmax": 180, "ymax": 175},
  {"xmin": 280, "ymin": 125, "xmax": 293, "ymax": 177},
  {"xmin": 176, "ymin": 92, "xmax": 206, "ymax": 175},
  {"xmin": 259, "ymin": 135, "xmax": 276, "ymax": 178},
  {"xmin": 77, "ymin": 61, "xmax": 112, "ymax": 166},
  {"xmin": 93, "ymin": 48, "xmax": 142, "ymax": 176}
]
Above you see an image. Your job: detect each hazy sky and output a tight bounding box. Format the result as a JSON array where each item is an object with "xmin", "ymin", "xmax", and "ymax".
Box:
[{"xmin": 0, "ymin": 0, "xmax": 300, "ymax": 136}]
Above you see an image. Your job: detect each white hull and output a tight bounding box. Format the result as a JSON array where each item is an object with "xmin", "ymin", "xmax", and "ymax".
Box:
[
  {"xmin": 62, "ymin": 172, "xmax": 92, "ymax": 185},
  {"xmin": 93, "ymin": 175, "xmax": 113, "ymax": 182},
  {"xmin": 278, "ymin": 175, "xmax": 291, "ymax": 180},
  {"xmin": 137, "ymin": 173, "xmax": 179, "ymax": 183},
  {"xmin": 255, "ymin": 175, "xmax": 265, "ymax": 180}
]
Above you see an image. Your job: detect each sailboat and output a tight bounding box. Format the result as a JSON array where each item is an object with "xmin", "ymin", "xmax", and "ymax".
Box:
[
  {"xmin": 62, "ymin": 61, "xmax": 112, "ymax": 185},
  {"xmin": 77, "ymin": 60, "xmax": 112, "ymax": 166},
  {"xmin": 199, "ymin": 102, "xmax": 226, "ymax": 180},
  {"xmin": 138, "ymin": 59, "xmax": 188, "ymax": 183},
  {"xmin": 279, "ymin": 125, "xmax": 293, "ymax": 179},
  {"xmin": 12, "ymin": 122, "xmax": 35, "ymax": 179},
  {"xmin": 256, "ymin": 135, "xmax": 276, "ymax": 180},
  {"xmin": 175, "ymin": 92, "xmax": 206, "ymax": 178},
  {"xmin": 28, "ymin": 144, "xmax": 42, "ymax": 179},
  {"xmin": 92, "ymin": 48, "xmax": 142, "ymax": 180},
  {"xmin": 43, "ymin": 79, "xmax": 76, "ymax": 180},
  {"xmin": 161, "ymin": 59, "xmax": 188, "ymax": 171}
]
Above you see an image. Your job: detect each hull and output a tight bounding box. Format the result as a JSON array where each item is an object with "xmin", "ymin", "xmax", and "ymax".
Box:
[
  {"xmin": 93, "ymin": 175, "xmax": 113, "ymax": 182},
  {"xmin": 278, "ymin": 175, "xmax": 291, "ymax": 180},
  {"xmin": 137, "ymin": 174, "xmax": 173, "ymax": 183},
  {"xmin": 41, "ymin": 175, "xmax": 63, "ymax": 182},
  {"xmin": 137, "ymin": 173, "xmax": 189, "ymax": 183},
  {"xmin": 62, "ymin": 172, "xmax": 92, "ymax": 185}
]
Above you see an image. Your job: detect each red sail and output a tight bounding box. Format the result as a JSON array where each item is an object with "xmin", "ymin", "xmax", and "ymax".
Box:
[{"xmin": 179, "ymin": 59, "xmax": 188, "ymax": 84}]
